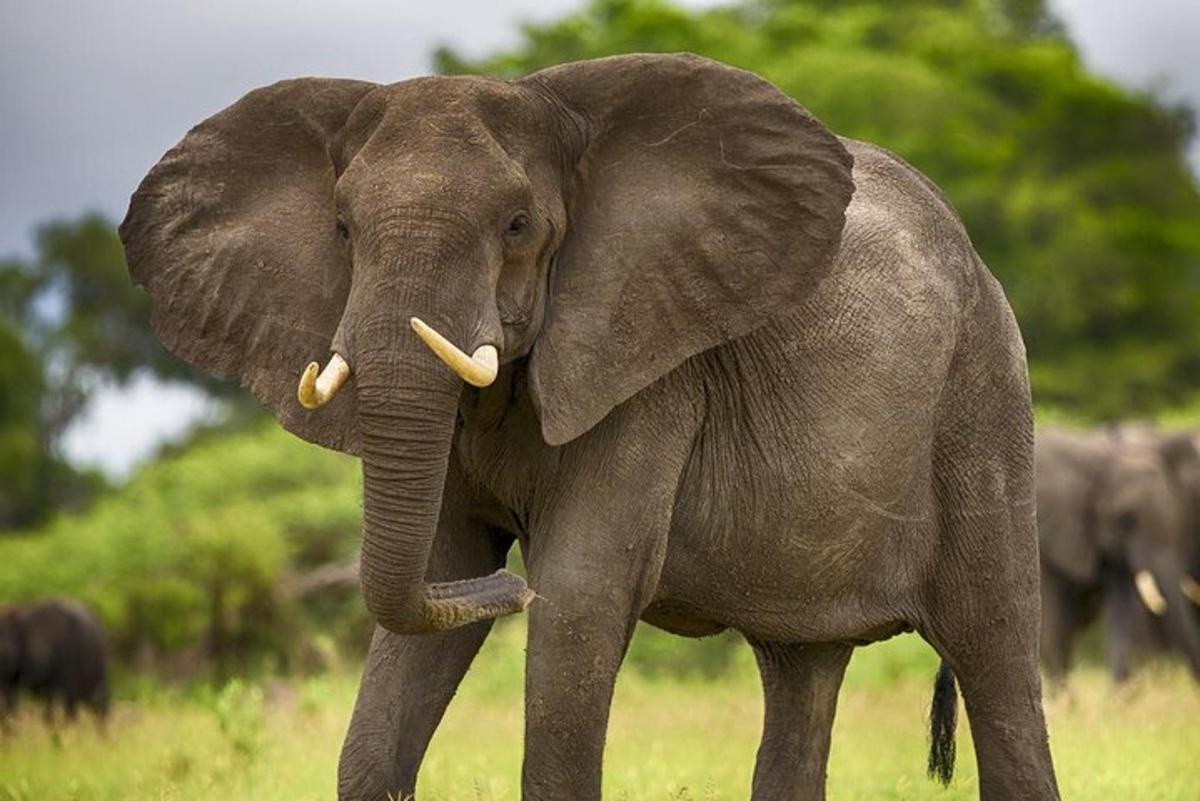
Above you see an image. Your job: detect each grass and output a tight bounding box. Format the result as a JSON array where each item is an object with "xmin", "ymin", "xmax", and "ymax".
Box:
[{"xmin": 2, "ymin": 621, "xmax": 1197, "ymax": 800}]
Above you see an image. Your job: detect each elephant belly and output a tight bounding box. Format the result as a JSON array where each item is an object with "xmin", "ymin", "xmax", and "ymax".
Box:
[
  {"xmin": 656, "ymin": 482, "xmax": 934, "ymax": 644},
  {"xmin": 649, "ymin": 262, "xmax": 956, "ymax": 643}
]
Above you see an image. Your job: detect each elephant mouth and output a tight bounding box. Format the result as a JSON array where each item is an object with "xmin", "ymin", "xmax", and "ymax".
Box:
[{"xmin": 297, "ymin": 319, "xmax": 500, "ymax": 411}]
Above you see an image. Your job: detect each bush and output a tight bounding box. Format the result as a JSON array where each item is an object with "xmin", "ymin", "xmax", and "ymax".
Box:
[{"xmin": 0, "ymin": 422, "xmax": 363, "ymax": 677}]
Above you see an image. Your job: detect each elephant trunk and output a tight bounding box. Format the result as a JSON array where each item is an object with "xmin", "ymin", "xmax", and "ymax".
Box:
[
  {"xmin": 1155, "ymin": 562, "xmax": 1200, "ymax": 681},
  {"xmin": 1133, "ymin": 550, "xmax": 1200, "ymax": 681},
  {"xmin": 353, "ymin": 324, "xmax": 531, "ymax": 636}
]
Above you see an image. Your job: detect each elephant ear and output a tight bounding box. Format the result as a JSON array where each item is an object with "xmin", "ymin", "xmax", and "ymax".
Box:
[
  {"xmin": 1161, "ymin": 433, "xmax": 1200, "ymax": 515},
  {"xmin": 521, "ymin": 53, "xmax": 855, "ymax": 446},
  {"xmin": 120, "ymin": 78, "xmax": 377, "ymax": 454}
]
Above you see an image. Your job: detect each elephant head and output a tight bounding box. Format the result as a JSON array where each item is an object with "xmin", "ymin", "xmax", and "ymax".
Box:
[
  {"xmin": 1092, "ymin": 432, "xmax": 1200, "ymax": 676},
  {"xmin": 120, "ymin": 54, "xmax": 855, "ymax": 635}
]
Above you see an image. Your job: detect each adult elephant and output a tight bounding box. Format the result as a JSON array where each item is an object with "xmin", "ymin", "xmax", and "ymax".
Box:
[
  {"xmin": 0, "ymin": 599, "xmax": 110, "ymax": 721},
  {"xmin": 121, "ymin": 54, "xmax": 1058, "ymax": 800},
  {"xmin": 1037, "ymin": 427, "xmax": 1200, "ymax": 682},
  {"xmin": 1092, "ymin": 430, "xmax": 1200, "ymax": 679}
]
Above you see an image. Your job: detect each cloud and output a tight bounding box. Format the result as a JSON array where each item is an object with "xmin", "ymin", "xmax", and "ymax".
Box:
[
  {"xmin": 60, "ymin": 373, "xmax": 223, "ymax": 478},
  {"xmin": 1051, "ymin": 0, "xmax": 1200, "ymax": 168}
]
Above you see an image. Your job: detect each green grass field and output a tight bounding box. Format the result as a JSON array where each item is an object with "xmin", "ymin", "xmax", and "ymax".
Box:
[{"xmin": 2, "ymin": 620, "xmax": 1197, "ymax": 800}]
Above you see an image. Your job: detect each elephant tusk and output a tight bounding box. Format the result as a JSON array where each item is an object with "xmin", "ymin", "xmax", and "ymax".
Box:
[
  {"xmin": 297, "ymin": 353, "xmax": 351, "ymax": 409},
  {"xmin": 409, "ymin": 317, "xmax": 498, "ymax": 388},
  {"xmin": 1134, "ymin": 570, "xmax": 1168, "ymax": 617},
  {"xmin": 1182, "ymin": 575, "xmax": 1200, "ymax": 607}
]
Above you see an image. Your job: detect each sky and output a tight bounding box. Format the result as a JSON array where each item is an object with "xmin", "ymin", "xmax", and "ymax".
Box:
[{"xmin": 2, "ymin": 0, "xmax": 1198, "ymax": 476}]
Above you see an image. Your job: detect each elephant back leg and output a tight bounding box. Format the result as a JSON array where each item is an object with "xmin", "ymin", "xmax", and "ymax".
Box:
[
  {"xmin": 918, "ymin": 285, "xmax": 1059, "ymax": 800},
  {"xmin": 921, "ymin": 504, "xmax": 1058, "ymax": 800},
  {"xmin": 748, "ymin": 640, "xmax": 852, "ymax": 801}
]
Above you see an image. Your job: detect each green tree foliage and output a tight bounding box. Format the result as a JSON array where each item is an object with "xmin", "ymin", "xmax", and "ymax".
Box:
[
  {"xmin": 0, "ymin": 422, "xmax": 364, "ymax": 675},
  {"xmin": 436, "ymin": 0, "xmax": 1200, "ymax": 419},
  {"xmin": 0, "ymin": 214, "xmax": 251, "ymax": 527},
  {"xmin": 0, "ymin": 319, "xmax": 53, "ymax": 525},
  {"xmin": 2, "ymin": 214, "xmax": 242, "ymax": 427}
]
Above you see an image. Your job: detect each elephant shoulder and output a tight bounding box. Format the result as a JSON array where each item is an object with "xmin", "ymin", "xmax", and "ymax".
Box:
[
  {"xmin": 833, "ymin": 139, "xmax": 980, "ymax": 307},
  {"xmin": 817, "ymin": 138, "xmax": 980, "ymax": 346}
]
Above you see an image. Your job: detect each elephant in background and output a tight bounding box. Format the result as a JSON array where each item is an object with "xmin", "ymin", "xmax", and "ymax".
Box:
[
  {"xmin": 122, "ymin": 53, "xmax": 1058, "ymax": 799},
  {"xmin": 0, "ymin": 599, "xmax": 110, "ymax": 721},
  {"xmin": 1037, "ymin": 426, "xmax": 1200, "ymax": 682}
]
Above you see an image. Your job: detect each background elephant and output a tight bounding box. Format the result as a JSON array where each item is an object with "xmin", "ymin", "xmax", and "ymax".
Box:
[
  {"xmin": 0, "ymin": 599, "xmax": 110, "ymax": 721},
  {"xmin": 121, "ymin": 53, "xmax": 1058, "ymax": 799},
  {"xmin": 1036, "ymin": 426, "xmax": 1200, "ymax": 682}
]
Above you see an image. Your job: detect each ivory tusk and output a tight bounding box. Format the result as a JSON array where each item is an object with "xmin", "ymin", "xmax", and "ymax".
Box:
[
  {"xmin": 410, "ymin": 317, "xmax": 498, "ymax": 388},
  {"xmin": 1134, "ymin": 570, "xmax": 1168, "ymax": 617},
  {"xmin": 297, "ymin": 353, "xmax": 351, "ymax": 409},
  {"xmin": 1181, "ymin": 575, "xmax": 1200, "ymax": 607}
]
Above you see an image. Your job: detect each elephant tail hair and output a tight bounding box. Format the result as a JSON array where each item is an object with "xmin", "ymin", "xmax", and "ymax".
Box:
[{"xmin": 927, "ymin": 660, "xmax": 958, "ymax": 786}]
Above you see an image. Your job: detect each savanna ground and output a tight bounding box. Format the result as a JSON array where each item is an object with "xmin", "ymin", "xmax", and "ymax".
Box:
[{"xmin": 2, "ymin": 620, "xmax": 1197, "ymax": 801}]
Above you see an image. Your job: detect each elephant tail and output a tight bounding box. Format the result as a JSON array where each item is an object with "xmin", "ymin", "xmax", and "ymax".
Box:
[{"xmin": 927, "ymin": 660, "xmax": 958, "ymax": 785}]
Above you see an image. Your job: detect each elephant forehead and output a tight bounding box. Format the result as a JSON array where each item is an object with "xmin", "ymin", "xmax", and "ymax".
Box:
[
  {"xmin": 1110, "ymin": 450, "xmax": 1167, "ymax": 484},
  {"xmin": 369, "ymin": 75, "xmax": 550, "ymax": 143},
  {"xmin": 338, "ymin": 113, "xmax": 538, "ymax": 221}
]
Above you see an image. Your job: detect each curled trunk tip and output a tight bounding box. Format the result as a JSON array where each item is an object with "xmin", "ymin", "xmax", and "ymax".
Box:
[{"xmin": 366, "ymin": 569, "xmax": 536, "ymax": 634}]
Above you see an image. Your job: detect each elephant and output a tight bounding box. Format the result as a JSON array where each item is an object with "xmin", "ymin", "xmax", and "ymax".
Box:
[
  {"xmin": 0, "ymin": 599, "xmax": 110, "ymax": 721},
  {"xmin": 120, "ymin": 53, "xmax": 1059, "ymax": 800},
  {"xmin": 1036, "ymin": 426, "xmax": 1200, "ymax": 683}
]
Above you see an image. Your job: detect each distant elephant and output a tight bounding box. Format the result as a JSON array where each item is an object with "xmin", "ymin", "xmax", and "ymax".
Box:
[
  {"xmin": 0, "ymin": 599, "xmax": 110, "ymax": 720},
  {"xmin": 1036, "ymin": 427, "xmax": 1200, "ymax": 682},
  {"xmin": 121, "ymin": 54, "xmax": 1058, "ymax": 800}
]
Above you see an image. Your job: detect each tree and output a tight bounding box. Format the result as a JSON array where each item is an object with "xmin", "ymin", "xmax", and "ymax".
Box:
[
  {"xmin": 436, "ymin": 0, "xmax": 1200, "ymax": 420},
  {"xmin": 0, "ymin": 214, "xmax": 249, "ymax": 527}
]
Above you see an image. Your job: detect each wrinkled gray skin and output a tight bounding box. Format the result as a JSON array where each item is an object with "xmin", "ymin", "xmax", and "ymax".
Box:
[
  {"xmin": 121, "ymin": 54, "xmax": 1058, "ymax": 800},
  {"xmin": 1036, "ymin": 427, "xmax": 1200, "ymax": 682},
  {"xmin": 0, "ymin": 599, "xmax": 110, "ymax": 721}
]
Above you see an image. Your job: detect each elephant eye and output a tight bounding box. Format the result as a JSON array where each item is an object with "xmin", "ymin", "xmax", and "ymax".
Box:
[
  {"xmin": 335, "ymin": 218, "xmax": 350, "ymax": 241},
  {"xmin": 506, "ymin": 212, "xmax": 531, "ymax": 237},
  {"xmin": 1116, "ymin": 511, "xmax": 1138, "ymax": 534}
]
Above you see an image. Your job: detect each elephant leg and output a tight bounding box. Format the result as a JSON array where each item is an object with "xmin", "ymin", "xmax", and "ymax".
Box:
[
  {"xmin": 924, "ymin": 512, "xmax": 1060, "ymax": 801},
  {"xmin": 748, "ymin": 641, "xmax": 853, "ymax": 801},
  {"xmin": 63, "ymin": 695, "xmax": 79, "ymax": 721},
  {"xmin": 1038, "ymin": 574, "xmax": 1077, "ymax": 686},
  {"xmin": 520, "ymin": 569, "xmax": 645, "ymax": 801},
  {"xmin": 338, "ymin": 621, "xmax": 495, "ymax": 800},
  {"xmin": 338, "ymin": 455, "xmax": 512, "ymax": 801},
  {"xmin": 520, "ymin": 412, "xmax": 689, "ymax": 801}
]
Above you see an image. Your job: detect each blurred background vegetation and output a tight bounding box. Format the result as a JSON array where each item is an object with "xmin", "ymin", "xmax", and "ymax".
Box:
[{"xmin": 1, "ymin": 0, "xmax": 1198, "ymax": 680}]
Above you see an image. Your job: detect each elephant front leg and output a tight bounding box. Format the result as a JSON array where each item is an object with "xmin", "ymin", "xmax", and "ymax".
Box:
[
  {"xmin": 749, "ymin": 641, "xmax": 853, "ymax": 801},
  {"xmin": 1038, "ymin": 569, "xmax": 1088, "ymax": 688},
  {"xmin": 519, "ymin": 412, "xmax": 690, "ymax": 801},
  {"xmin": 338, "ymin": 622, "xmax": 495, "ymax": 800},
  {"xmin": 520, "ymin": 574, "xmax": 647, "ymax": 801}
]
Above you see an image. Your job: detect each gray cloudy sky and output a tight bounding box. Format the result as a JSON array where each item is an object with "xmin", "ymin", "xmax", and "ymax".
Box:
[{"xmin": 1, "ymin": 0, "xmax": 1196, "ymax": 475}]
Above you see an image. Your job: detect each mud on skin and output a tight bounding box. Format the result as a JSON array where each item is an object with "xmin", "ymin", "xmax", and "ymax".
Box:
[{"xmin": 121, "ymin": 53, "xmax": 1060, "ymax": 800}]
